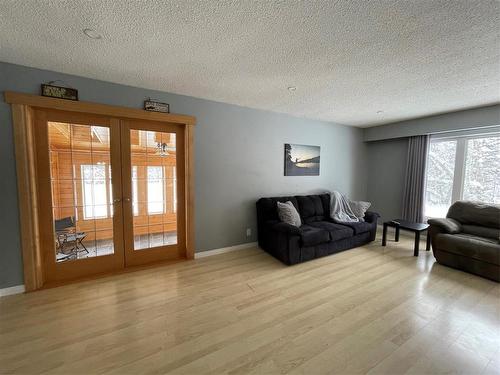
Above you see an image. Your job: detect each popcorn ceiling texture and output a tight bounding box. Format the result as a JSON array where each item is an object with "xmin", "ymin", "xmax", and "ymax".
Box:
[{"xmin": 0, "ymin": 0, "xmax": 499, "ymax": 127}]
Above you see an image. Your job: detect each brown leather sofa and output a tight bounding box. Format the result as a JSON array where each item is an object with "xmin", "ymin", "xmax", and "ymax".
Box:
[{"xmin": 428, "ymin": 201, "xmax": 500, "ymax": 282}]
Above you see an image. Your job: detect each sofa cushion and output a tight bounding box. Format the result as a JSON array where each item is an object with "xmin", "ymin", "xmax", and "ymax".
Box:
[
  {"xmin": 277, "ymin": 201, "xmax": 302, "ymax": 227},
  {"xmin": 299, "ymin": 225, "xmax": 330, "ymax": 247},
  {"xmin": 435, "ymin": 233, "xmax": 500, "ymax": 265},
  {"xmin": 349, "ymin": 200, "xmax": 371, "ymax": 220},
  {"xmin": 462, "ymin": 225, "xmax": 500, "ymax": 241},
  {"xmin": 270, "ymin": 221, "xmax": 302, "ymax": 235},
  {"xmin": 256, "ymin": 196, "xmax": 299, "ymax": 223},
  {"xmin": 296, "ymin": 194, "xmax": 330, "ymax": 223},
  {"xmin": 447, "ymin": 201, "xmax": 500, "ymax": 229},
  {"xmin": 309, "ymin": 221, "xmax": 354, "ymax": 241},
  {"xmin": 337, "ymin": 221, "xmax": 373, "ymax": 235}
]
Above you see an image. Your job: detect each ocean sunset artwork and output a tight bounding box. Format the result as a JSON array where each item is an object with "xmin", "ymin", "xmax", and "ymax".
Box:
[{"xmin": 284, "ymin": 143, "xmax": 320, "ymax": 176}]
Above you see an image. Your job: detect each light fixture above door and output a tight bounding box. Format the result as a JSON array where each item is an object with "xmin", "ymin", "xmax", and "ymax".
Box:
[{"xmin": 156, "ymin": 142, "xmax": 175, "ymax": 156}]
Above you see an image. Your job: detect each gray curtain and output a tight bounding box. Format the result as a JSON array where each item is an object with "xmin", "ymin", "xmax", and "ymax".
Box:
[{"xmin": 402, "ymin": 135, "xmax": 429, "ymax": 223}]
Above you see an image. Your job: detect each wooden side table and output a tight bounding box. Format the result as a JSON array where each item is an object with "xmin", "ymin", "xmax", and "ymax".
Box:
[{"xmin": 382, "ymin": 219, "xmax": 430, "ymax": 256}]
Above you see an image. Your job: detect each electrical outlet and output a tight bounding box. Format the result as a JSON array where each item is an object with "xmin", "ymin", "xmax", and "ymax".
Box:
[{"xmin": 246, "ymin": 228, "xmax": 252, "ymax": 237}]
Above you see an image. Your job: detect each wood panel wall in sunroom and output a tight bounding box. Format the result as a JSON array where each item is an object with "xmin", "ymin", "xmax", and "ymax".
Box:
[{"xmin": 48, "ymin": 122, "xmax": 177, "ymax": 243}]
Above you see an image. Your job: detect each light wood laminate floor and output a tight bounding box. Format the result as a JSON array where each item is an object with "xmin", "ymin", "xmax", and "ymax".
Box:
[{"xmin": 1, "ymin": 232, "xmax": 499, "ymax": 374}]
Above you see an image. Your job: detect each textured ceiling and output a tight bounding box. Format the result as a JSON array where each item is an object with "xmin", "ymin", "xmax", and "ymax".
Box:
[{"xmin": 1, "ymin": 0, "xmax": 499, "ymax": 127}]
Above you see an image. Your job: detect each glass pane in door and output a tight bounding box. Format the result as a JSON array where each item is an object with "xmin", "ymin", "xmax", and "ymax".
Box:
[
  {"xmin": 130, "ymin": 129, "xmax": 177, "ymax": 250},
  {"xmin": 48, "ymin": 122, "xmax": 114, "ymax": 262}
]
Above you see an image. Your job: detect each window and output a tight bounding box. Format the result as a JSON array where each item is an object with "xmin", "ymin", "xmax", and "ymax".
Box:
[
  {"xmin": 147, "ymin": 166, "xmax": 165, "ymax": 215},
  {"xmin": 424, "ymin": 134, "xmax": 500, "ymax": 218},
  {"xmin": 129, "ymin": 165, "xmax": 166, "ymax": 216},
  {"xmin": 82, "ymin": 164, "xmax": 109, "ymax": 219},
  {"xmin": 463, "ymin": 137, "xmax": 500, "ymax": 203},
  {"xmin": 82, "ymin": 164, "xmax": 167, "ymax": 218},
  {"xmin": 424, "ymin": 140, "xmax": 457, "ymax": 218},
  {"xmin": 139, "ymin": 130, "xmax": 158, "ymax": 148}
]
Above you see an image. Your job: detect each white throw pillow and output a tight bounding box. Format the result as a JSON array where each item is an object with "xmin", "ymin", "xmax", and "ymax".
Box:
[
  {"xmin": 349, "ymin": 200, "xmax": 371, "ymax": 220},
  {"xmin": 277, "ymin": 201, "xmax": 302, "ymax": 227}
]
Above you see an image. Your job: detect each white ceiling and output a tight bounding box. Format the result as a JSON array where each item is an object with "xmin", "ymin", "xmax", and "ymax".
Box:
[{"xmin": 1, "ymin": 1, "xmax": 499, "ymax": 127}]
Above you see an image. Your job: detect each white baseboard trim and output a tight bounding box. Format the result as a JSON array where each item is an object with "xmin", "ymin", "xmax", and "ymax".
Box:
[
  {"xmin": 195, "ymin": 242, "xmax": 258, "ymax": 259},
  {"xmin": 0, "ymin": 284, "xmax": 25, "ymax": 297}
]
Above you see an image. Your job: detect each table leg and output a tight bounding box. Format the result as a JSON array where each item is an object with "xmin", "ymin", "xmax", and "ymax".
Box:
[
  {"xmin": 395, "ymin": 226, "xmax": 400, "ymax": 242},
  {"xmin": 414, "ymin": 231, "xmax": 420, "ymax": 256},
  {"xmin": 382, "ymin": 223, "xmax": 388, "ymax": 246},
  {"xmin": 78, "ymin": 237, "xmax": 89, "ymax": 254},
  {"xmin": 426, "ymin": 230, "xmax": 431, "ymax": 251}
]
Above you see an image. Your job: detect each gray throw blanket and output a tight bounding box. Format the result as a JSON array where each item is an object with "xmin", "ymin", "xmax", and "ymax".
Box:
[{"xmin": 330, "ymin": 191, "xmax": 360, "ymax": 223}]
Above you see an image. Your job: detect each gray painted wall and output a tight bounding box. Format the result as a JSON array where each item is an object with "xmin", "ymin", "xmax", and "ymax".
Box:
[
  {"xmin": 366, "ymin": 138, "xmax": 408, "ymax": 223},
  {"xmin": 364, "ymin": 104, "xmax": 500, "ymax": 141},
  {"xmin": 0, "ymin": 62, "xmax": 367, "ymax": 288}
]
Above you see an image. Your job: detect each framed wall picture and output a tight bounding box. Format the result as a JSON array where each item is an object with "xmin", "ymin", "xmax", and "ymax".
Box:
[{"xmin": 284, "ymin": 143, "xmax": 320, "ymax": 176}]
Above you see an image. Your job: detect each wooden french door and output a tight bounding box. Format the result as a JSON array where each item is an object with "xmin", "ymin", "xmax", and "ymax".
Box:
[
  {"xmin": 120, "ymin": 119, "xmax": 185, "ymax": 266},
  {"xmin": 35, "ymin": 109, "xmax": 125, "ymax": 283},
  {"xmin": 34, "ymin": 109, "xmax": 186, "ymax": 284}
]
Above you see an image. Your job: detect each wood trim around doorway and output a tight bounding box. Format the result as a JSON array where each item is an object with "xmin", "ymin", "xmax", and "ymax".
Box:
[
  {"xmin": 11, "ymin": 104, "xmax": 44, "ymax": 291},
  {"xmin": 5, "ymin": 92, "xmax": 196, "ymax": 125},
  {"xmin": 185, "ymin": 124, "xmax": 195, "ymax": 259},
  {"xmin": 5, "ymin": 91, "xmax": 196, "ymax": 291}
]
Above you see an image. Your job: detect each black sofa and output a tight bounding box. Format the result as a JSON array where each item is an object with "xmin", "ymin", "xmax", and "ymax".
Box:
[{"xmin": 256, "ymin": 193, "xmax": 379, "ymax": 265}]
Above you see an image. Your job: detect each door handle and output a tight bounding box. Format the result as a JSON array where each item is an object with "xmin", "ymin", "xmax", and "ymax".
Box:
[
  {"xmin": 113, "ymin": 198, "xmax": 121, "ymax": 203},
  {"xmin": 123, "ymin": 198, "xmax": 131, "ymax": 202}
]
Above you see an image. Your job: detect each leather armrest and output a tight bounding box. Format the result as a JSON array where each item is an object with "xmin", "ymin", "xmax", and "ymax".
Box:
[
  {"xmin": 271, "ymin": 222, "xmax": 302, "ymax": 235},
  {"xmin": 427, "ymin": 218, "xmax": 461, "ymax": 234},
  {"xmin": 364, "ymin": 211, "xmax": 380, "ymax": 223}
]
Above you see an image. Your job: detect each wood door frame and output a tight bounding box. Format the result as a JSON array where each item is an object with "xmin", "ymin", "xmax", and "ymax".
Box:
[{"xmin": 5, "ymin": 91, "xmax": 196, "ymax": 291}]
